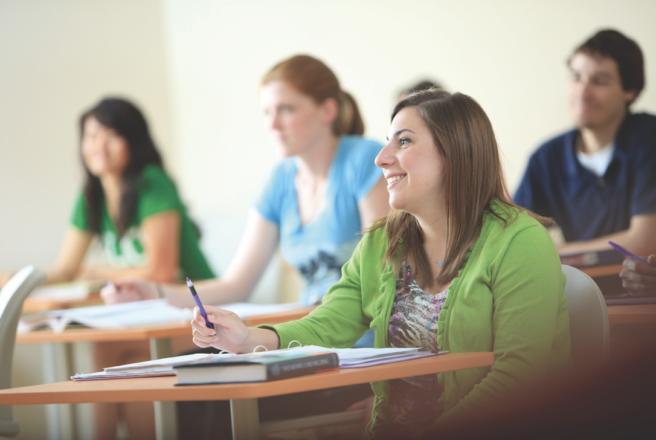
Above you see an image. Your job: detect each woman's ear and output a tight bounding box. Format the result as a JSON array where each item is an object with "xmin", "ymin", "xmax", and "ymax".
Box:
[{"xmin": 320, "ymin": 97, "xmax": 339, "ymax": 125}]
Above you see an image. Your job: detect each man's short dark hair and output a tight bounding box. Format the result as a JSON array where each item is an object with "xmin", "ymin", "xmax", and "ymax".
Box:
[{"xmin": 571, "ymin": 29, "xmax": 645, "ymax": 104}]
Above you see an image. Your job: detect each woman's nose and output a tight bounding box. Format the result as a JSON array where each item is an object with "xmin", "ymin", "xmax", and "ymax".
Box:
[{"xmin": 375, "ymin": 144, "xmax": 394, "ymax": 168}]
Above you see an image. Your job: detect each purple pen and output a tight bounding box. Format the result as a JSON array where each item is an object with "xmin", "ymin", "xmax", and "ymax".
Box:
[
  {"xmin": 608, "ymin": 241, "xmax": 649, "ymax": 264},
  {"xmin": 185, "ymin": 277, "xmax": 215, "ymax": 329}
]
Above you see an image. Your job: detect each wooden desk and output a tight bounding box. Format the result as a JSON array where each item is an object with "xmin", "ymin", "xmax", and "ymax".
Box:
[
  {"xmin": 0, "ymin": 352, "xmax": 494, "ymax": 440},
  {"xmin": 607, "ymin": 304, "xmax": 656, "ymax": 327},
  {"xmin": 14, "ymin": 306, "xmax": 313, "ymax": 440},
  {"xmin": 607, "ymin": 303, "xmax": 656, "ymax": 361}
]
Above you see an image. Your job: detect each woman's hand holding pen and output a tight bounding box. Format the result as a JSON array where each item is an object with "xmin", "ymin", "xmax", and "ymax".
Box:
[
  {"xmin": 100, "ymin": 280, "xmax": 158, "ymax": 304},
  {"xmin": 191, "ymin": 305, "xmax": 251, "ymax": 353}
]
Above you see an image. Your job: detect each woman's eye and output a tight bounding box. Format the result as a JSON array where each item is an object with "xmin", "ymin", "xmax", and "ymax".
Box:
[{"xmin": 399, "ymin": 137, "xmax": 411, "ymax": 147}]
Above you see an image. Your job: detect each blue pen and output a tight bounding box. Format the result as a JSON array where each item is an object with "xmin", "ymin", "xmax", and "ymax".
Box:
[
  {"xmin": 608, "ymin": 241, "xmax": 649, "ymax": 264},
  {"xmin": 185, "ymin": 277, "xmax": 215, "ymax": 330}
]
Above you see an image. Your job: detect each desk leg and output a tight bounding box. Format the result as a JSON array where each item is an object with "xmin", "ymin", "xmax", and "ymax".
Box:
[
  {"xmin": 230, "ymin": 399, "xmax": 260, "ymax": 440},
  {"xmin": 149, "ymin": 338, "xmax": 177, "ymax": 440},
  {"xmin": 43, "ymin": 343, "xmax": 77, "ymax": 440}
]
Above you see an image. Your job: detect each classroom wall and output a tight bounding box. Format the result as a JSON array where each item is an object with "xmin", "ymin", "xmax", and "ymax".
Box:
[{"xmin": 2, "ymin": 0, "xmax": 656, "ymax": 438}]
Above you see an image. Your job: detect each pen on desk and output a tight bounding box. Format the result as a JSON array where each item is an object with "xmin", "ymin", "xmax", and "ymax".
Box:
[
  {"xmin": 185, "ymin": 277, "xmax": 215, "ymax": 330},
  {"xmin": 608, "ymin": 240, "xmax": 650, "ymax": 264}
]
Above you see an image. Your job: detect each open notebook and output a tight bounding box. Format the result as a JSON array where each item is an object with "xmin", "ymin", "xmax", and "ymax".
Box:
[
  {"xmin": 71, "ymin": 345, "xmax": 439, "ymax": 381},
  {"xmin": 18, "ymin": 299, "xmax": 305, "ymax": 333}
]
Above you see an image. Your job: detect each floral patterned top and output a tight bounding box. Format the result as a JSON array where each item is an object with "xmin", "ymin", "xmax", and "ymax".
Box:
[{"xmin": 376, "ymin": 262, "xmax": 448, "ymax": 437}]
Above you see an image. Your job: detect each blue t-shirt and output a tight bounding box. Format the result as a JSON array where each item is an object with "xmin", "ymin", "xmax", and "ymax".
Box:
[
  {"xmin": 256, "ymin": 136, "xmax": 383, "ymax": 306},
  {"xmin": 514, "ymin": 112, "xmax": 656, "ymax": 241}
]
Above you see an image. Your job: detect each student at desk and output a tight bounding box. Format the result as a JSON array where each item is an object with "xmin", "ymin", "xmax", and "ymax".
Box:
[
  {"xmin": 1, "ymin": 97, "xmax": 215, "ymax": 286},
  {"xmin": 3, "ymin": 97, "xmax": 216, "ymax": 440},
  {"xmin": 105, "ymin": 54, "xmax": 389, "ymax": 436},
  {"xmin": 514, "ymin": 29, "xmax": 656, "ymax": 255},
  {"xmin": 191, "ymin": 90, "xmax": 571, "ymax": 438},
  {"xmin": 105, "ymin": 54, "xmax": 389, "ymax": 314}
]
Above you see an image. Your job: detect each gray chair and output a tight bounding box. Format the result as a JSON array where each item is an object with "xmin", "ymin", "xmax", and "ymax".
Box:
[
  {"xmin": 0, "ymin": 266, "xmax": 45, "ymax": 437},
  {"xmin": 561, "ymin": 264, "xmax": 610, "ymax": 365}
]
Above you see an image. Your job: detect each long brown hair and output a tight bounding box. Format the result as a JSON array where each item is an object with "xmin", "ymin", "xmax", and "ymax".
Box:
[
  {"xmin": 380, "ymin": 90, "xmax": 536, "ymax": 287},
  {"xmin": 261, "ymin": 54, "xmax": 364, "ymax": 136}
]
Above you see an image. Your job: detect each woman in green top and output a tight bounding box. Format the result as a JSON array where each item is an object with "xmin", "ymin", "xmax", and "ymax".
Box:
[
  {"xmin": 21, "ymin": 97, "xmax": 214, "ymax": 440},
  {"xmin": 190, "ymin": 90, "xmax": 571, "ymax": 438},
  {"xmin": 8, "ymin": 97, "xmax": 214, "ymax": 286}
]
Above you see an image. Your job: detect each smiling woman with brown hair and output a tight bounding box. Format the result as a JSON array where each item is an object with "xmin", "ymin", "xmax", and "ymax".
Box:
[{"xmin": 191, "ymin": 89, "xmax": 571, "ymax": 438}]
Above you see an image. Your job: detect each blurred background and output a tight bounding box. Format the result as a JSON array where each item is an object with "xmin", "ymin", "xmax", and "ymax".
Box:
[{"xmin": 1, "ymin": 0, "xmax": 655, "ymax": 436}]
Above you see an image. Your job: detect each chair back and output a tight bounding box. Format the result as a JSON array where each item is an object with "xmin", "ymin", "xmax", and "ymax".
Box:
[
  {"xmin": 0, "ymin": 266, "xmax": 45, "ymax": 437},
  {"xmin": 561, "ymin": 264, "xmax": 609, "ymax": 365}
]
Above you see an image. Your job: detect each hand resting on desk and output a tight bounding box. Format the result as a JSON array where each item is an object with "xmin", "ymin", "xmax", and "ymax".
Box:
[
  {"xmin": 191, "ymin": 306, "xmax": 279, "ymax": 354},
  {"xmin": 620, "ymin": 254, "xmax": 656, "ymax": 294}
]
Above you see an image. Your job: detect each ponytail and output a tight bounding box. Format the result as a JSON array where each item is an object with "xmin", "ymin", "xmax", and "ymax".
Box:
[{"xmin": 335, "ymin": 90, "xmax": 365, "ymax": 136}]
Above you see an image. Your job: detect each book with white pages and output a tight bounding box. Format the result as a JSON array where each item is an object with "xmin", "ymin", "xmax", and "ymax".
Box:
[
  {"xmin": 71, "ymin": 345, "xmax": 438, "ymax": 381},
  {"xmin": 19, "ymin": 299, "xmax": 306, "ymax": 333}
]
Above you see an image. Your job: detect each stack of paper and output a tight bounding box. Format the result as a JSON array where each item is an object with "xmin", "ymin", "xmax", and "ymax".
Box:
[{"xmin": 289, "ymin": 346, "xmax": 438, "ymax": 368}]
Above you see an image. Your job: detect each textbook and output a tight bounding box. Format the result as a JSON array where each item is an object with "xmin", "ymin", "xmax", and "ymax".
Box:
[
  {"xmin": 174, "ymin": 349, "xmax": 339, "ymax": 384},
  {"xmin": 71, "ymin": 346, "xmax": 435, "ymax": 382},
  {"xmin": 19, "ymin": 299, "xmax": 305, "ymax": 333}
]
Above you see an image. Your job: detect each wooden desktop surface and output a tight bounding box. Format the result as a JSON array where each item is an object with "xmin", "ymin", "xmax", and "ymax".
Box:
[
  {"xmin": 607, "ymin": 304, "xmax": 656, "ymax": 326},
  {"xmin": 0, "ymin": 352, "xmax": 493, "ymax": 405},
  {"xmin": 16, "ymin": 307, "xmax": 314, "ymax": 344}
]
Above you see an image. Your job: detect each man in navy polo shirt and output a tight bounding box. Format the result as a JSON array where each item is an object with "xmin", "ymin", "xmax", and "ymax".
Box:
[{"xmin": 514, "ymin": 29, "xmax": 656, "ymax": 255}]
